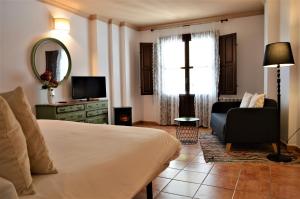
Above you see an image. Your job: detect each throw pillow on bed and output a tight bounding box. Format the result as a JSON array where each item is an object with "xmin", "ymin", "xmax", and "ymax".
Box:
[
  {"xmin": 0, "ymin": 87, "xmax": 57, "ymax": 174},
  {"xmin": 248, "ymin": 93, "xmax": 265, "ymax": 108},
  {"xmin": 0, "ymin": 96, "xmax": 34, "ymax": 195},
  {"xmin": 0, "ymin": 177, "xmax": 19, "ymax": 199},
  {"xmin": 240, "ymin": 92, "xmax": 253, "ymax": 107}
]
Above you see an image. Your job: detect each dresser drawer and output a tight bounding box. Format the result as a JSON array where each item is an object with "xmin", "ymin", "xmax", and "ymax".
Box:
[
  {"xmin": 85, "ymin": 102, "xmax": 101, "ymax": 111},
  {"xmin": 56, "ymin": 111, "xmax": 86, "ymax": 121},
  {"xmin": 85, "ymin": 115, "xmax": 108, "ymax": 124},
  {"xmin": 36, "ymin": 100, "xmax": 109, "ymax": 124},
  {"xmin": 86, "ymin": 101, "xmax": 108, "ymax": 111},
  {"xmin": 99, "ymin": 100, "xmax": 108, "ymax": 108},
  {"xmin": 56, "ymin": 104, "xmax": 85, "ymax": 113},
  {"xmin": 86, "ymin": 109, "xmax": 108, "ymax": 117}
]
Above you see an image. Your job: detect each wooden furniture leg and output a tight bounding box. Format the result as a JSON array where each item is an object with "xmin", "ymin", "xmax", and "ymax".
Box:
[
  {"xmin": 272, "ymin": 143, "xmax": 278, "ymax": 153},
  {"xmin": 226, "ymin": 143, "xmax": 232, "ymax": 152},
  {"xmin": 146, "ymin": 182, "xmax": 153, "ymax": 199}
]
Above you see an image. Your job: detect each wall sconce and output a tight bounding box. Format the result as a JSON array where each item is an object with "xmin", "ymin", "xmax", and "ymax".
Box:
[{"xmin": 53, "ymin": 18, "xmax": 70, "ymax": 33}]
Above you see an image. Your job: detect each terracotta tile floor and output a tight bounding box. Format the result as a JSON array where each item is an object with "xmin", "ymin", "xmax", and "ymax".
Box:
[{"xmin": 133, "ymin": 124, "xmax": 300, "ymax": 199}]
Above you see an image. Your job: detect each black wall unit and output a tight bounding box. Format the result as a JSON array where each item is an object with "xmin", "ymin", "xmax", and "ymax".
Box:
[{"xmin": 114, "ymin": 107, "xmax": 132, "ymax": 126}]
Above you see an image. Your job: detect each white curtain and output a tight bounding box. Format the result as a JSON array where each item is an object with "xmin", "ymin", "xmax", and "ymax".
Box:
[
  {"xmin": 191, "ymin": 31, "xmax": 220, "ymax": 126},
  {"xmin": 153, "ymin": 31, "xmax": 219, "ymax": 126},
  {"xmin": 153, "ymin": 35, "xmax": 184, "ymax": 125}
]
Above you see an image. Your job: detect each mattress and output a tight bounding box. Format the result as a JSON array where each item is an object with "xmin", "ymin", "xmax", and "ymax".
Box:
[{"xmin": 20, "ymin": 120, "xmax": 180, "ymax": 199}]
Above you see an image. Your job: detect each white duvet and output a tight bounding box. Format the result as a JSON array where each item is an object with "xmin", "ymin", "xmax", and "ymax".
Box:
[{"xmin": 20, "ymin": 120, "xmax": 180, "ymax": 199}]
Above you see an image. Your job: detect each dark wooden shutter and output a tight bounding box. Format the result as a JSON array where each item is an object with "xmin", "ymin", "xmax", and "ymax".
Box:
[
  {"xmin": 140, "ymin": 43, "xmax": 153, "ymax": 95},
  {"xmin": 218, "ymin": 33, "xmax": 237, "ymax": 95}
]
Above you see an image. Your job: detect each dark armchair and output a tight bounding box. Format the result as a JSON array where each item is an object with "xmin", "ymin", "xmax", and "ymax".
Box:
[{"xmin": 210, "ymin": 98, "xmax": 278, "ymax": 152}]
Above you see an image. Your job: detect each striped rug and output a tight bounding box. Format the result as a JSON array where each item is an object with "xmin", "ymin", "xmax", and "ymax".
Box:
[{"xmin": 199, "ymin": 132, "xmax": 300, "ymax": 164}]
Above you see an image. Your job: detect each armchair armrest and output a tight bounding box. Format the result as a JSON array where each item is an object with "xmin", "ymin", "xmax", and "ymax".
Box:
[
  {"xmin": 225, "ymin": 107, "xmax": 278, "ymax": 143},
  {"xmin": 212, "ymin": 101, "xmax": 241, "ymax": 113}
]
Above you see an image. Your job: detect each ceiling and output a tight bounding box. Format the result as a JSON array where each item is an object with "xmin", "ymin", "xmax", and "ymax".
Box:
[{"xmin": 45, "ymin": 0, "xmax": 264, "ymax": 27}]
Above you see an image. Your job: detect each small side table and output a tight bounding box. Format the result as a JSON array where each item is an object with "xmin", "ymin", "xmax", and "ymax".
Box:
[{"xmin": 174, "ymin": 117, "xmax": 199, "ymax": 144}]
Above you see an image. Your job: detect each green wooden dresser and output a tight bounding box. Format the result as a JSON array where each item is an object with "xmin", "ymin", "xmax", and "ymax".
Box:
[{"xmin": 35, "ymin": 100, "xmax": 108, "ymax": 124}]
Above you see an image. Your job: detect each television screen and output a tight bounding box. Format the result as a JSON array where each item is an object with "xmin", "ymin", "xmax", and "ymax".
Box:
[{"xmin": 72, "ymin": 76, "xmax": 106, "ymax": 100}]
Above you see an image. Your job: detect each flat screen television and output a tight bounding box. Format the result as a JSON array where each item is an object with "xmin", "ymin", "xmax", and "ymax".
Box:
[{"xmin": 72, "ymin": 76, "xmax": 106, "ymax": 100}]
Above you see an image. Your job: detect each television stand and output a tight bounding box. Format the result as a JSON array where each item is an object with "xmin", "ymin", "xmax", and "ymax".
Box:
[{"xmin": 35, "ymin": 99, "xmax": 108, "ymax": 124}]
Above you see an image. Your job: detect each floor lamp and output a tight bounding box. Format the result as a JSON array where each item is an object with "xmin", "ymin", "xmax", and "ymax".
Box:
[{"xmin": 263, "ymin": 42, "xmax": 295, "ymax": 162}]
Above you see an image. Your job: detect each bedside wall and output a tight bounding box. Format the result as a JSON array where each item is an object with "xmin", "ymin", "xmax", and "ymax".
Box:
[
  {"xmin": 0, "ymin": 0, "xmax": 90, "ymax": 107},
  {"xmin": 0, "ymin": 0, "xmax": 142, "ymax": 123}
]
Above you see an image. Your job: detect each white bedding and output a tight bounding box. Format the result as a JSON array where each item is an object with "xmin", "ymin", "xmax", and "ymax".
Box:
[{"xmin": 20, "ymin": 120, "xmax": 180, "ymax": 199}]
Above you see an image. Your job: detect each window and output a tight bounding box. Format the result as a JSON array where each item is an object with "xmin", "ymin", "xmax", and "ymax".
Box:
[
  {"xmin": 190, "ymin": 35, "xmax": 216, "ymax": 95},
  {"xmin": 159, "ymin": 34, "xmax": 216, "ymax": 96},
  {"xmin": 160, "ymin": 37, "xmax": 185, "ymax": 95},
  {"xmin": 152, "ymin": 31, "xmax": 219, "ymax": 126}
]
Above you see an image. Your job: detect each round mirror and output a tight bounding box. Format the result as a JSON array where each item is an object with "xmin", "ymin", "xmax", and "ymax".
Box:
[{"xmin": 31, "ymin": 38, "xmax": 71, "ymax": 87}]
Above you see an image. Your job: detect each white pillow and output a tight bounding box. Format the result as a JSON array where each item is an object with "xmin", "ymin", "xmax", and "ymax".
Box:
[
  {"xmin": 240, "ymin": 92, "xmax": 253, "ymax": 108},
  {"xmin": 0, "ymin": 96, "xmax": 34, "ymax": 195},
  {"xmin": 0, "ymin": 87, "xmax": 57, "ymax": 174},
  {"xmin": 248, "ymin": 93, "xmax": 265, "ymax": 108}
]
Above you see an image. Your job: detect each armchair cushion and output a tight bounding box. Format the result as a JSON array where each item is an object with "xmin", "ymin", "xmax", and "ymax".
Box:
[
  {"xmin": 248, "ymin": 93, "xmax": 265, "ymax": 108},
  {"xmin": 240, "ymin": 92, "xmax": 253, "ymax": 107}
]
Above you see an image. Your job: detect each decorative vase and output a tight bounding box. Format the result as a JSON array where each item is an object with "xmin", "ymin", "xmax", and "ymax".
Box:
[{"xmin": 47, "ymin": 88, "xmax": 55, "ymax": 104}]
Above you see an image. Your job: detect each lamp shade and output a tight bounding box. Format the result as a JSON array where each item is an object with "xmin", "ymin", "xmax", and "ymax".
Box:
[
  {"xmin": 53, "ymin": 18, "xmax": 70, "ymax": 33},
  {"xmin": 263, "ymin": 42, "xmax": 295, "ymax": 67}
]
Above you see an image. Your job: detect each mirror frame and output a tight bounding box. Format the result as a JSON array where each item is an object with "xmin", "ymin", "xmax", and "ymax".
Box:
[{"xmin": 31, "ymin": 37, "xmax": 72, "ymax": 85}]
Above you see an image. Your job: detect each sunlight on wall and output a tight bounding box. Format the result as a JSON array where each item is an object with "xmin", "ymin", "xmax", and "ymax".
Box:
[
  {"xmin": 47, "ymin": 30, "xmax": 72, "ymax": 46},
  {"xmin": 47, "ymin": 15, "xmax": 72, "ymax": 45}
]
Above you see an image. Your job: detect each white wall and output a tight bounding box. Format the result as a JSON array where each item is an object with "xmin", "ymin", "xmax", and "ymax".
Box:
[
  {"xmin": 264, "ymin": 0, "xmax": 300, "ymax": 148},
  {"xmin": 297, "ymin": 0, "xmax": 300, "ymax": 148},
  {"xmin": 139, "ymin": 15, "xmax": 265, "ymax": 122},
  {"xmin": 279, "ymin": 0, "xmax": 297, "ymax": 144},
  {"xmin": 0, "ymin": 0, "xmax": 142, "ymax": 123},
  {"xmin": 0, "ymin": 0, "xmax": 90, "ymax": 108},
  {"xmin": 109, "ymin": 24, "xmax": 122, "ymax": 109},
  {"xmin": 0, "ymin": 1, "xmax": 266, "ymax": 126},
  {"xmin": 123, "ymin": 27, "xmax": 142, "ymax": 122},
  {"xmin": 264, "ymin": 0, "xmax": 280, "ymax": 100},
  {"xmin": 89, "ymin": 19, "xmax": 112, "ymax": 122},
  {"xmin": 106, "ymin": 24, "xmax": 143, "ymax": 123}
]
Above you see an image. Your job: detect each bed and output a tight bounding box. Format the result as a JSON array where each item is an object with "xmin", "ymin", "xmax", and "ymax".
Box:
[{"xmin": 18, "ymin": 120, "xmax": 180, "ymax": 199}]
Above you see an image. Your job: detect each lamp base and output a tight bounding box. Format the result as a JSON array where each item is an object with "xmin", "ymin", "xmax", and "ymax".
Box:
[{"xmin": 267, "ymin": 153, "xmax": 292, "ymax": 162}]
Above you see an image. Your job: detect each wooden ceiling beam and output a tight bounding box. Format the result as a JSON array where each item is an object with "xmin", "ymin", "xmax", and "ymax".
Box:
[{"xmin": 138, "ymin": 9, "xmax": 264, "ymax": 31}]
